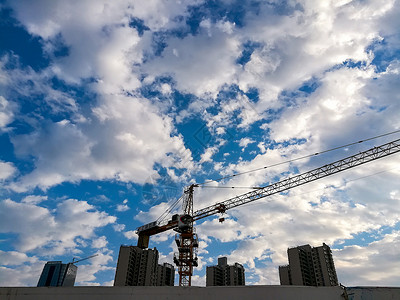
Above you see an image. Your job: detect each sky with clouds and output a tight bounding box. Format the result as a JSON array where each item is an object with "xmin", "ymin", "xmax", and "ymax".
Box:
[{"xmin": 0, "ymin": 0, "xmax": 400, "ymax": 287}]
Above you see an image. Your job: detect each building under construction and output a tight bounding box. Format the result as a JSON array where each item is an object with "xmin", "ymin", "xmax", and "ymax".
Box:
[
  {"xmin": 135, "ymin": 139, "xmax": 400, "ymax": 286},
  {"xmin": 114, "ymin": 245, "xmax": 175, "ymax": 286},
  {"xmin": 206, "ymin": 257, "xmax": 245, "ymax": 286},
  {"xmin": 37, "ymin": 261, "xmax": 77, "ymax": 287},
  {"xmin": 279, "ymin": 243, "xmax": 338, "ymax": 286}
]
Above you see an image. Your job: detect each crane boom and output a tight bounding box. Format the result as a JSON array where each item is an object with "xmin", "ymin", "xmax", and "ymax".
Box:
[
  {"xmin": 70, "ymin": 254, "xmax": 99, "ymax": 264},
  {"xmin": 136, "ymin": 138, "xmax": 400, "ymax": 286},
  {"xmin": 138, "ymin": 138, "xmax": 400, "ymax": 236},
  {"xmin": 193, "ymin": 138, "xmax": 400, "ymax": 221}
]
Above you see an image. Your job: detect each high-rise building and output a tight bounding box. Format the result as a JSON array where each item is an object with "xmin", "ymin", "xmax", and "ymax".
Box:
[
  {"xmin": 279, "ymin": 243, "xmax": 338, "ymax": 286},
  {"xmin": 156, "ymin": 263, "xmax": 175, "ymax": 286},
  {"xmin": 37, "ymin": 261, "xmax": 77, "ymax": 287},
  {"xmin": 206, "ymin": 257, "xmax": 245, "ymax": 286},
  {"xmin": 114, "ymin": 245, "xmax": 159, "ymax": 286}
]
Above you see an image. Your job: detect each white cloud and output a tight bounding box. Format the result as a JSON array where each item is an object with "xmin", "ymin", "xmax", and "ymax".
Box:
[
  {"xmin": 127, "ymin": 0, "xmax": 202, "ymax": 31},
  {"xmin": 199, "ymin": 147, "xmax": 218, "ymax": 164},
  {"xmin": 197, "ymin": 218, "xmax": 245, "ymax": 243},
  {"xmin": 123, "ymin": 230, "xmax": 137, "ymax": 240},
  {"xmin": 116, "ymin": 204, "xmax": 130, "ymax": 212},
  {"xmin": 145, "ymin": 26, "xmax": 241, "ymax": 97},
  {"xmin": 116, "ymin": 199, "xmax": 130, "ymax": 212},
  {"xmin": 0, "ymin": 261, "xmax": 45, "ymax": 287},
  {"xmin": 112, "ymin": 224, "xmax": 126, "ymax": 232},
  {"xmin": 269, "ymin": 66, "xmax": 375, "ymax": 143},
  {"xmin": 0, "ymin": 250, "xmax": 38, "ymax": 266},
  {"xmin": 75, "ymin": 250, "xmax": 114, "ymax": 285},
  {"xmin": 191, "ymin": 135, "xmax": 400, "ymax": 284},
  {"xmin": 335, "ymin": 230, "xmax": 400, "ymax": 286},
  {"xmin": 238, "ymin": 138, "xmax": 255, "ymax": 150},
  {"xmin": 3, "ymin": 0, "xmax": 400, "ymax": 287},
  {"xmin": 21, "ymin": 195, "xmax": 47, "ymax": 205},
  {"xmin": 0, "ymin": 96, "xmax": 14, "ymax": 129},
  {"xmin": 0, "ymin": 198, "xmax": 116, "ymax": 253},
  {"xmin": 102, "ymin": 280, "xmax": 114, "ymax": 286},
  {"xmin": 10, "ymin": 94, "xmax": 192, "ymax": 191},
  {"xmin": 0, "ymin": 161, "xmax": 16, "ymax": 181},
  {"xmin": 228, "ymin": 0, "xmax": 396, "ymax": 126},
  {"xmin": 7, "ymin": 0, "xmax": 201, "ymax": 91},
  {"xmin": 92, "ymin": 236, "xmax": 108, "ymax": 249},
  {"xmin": 160, "ymin": 83, "xmax": 172, "ymax": 95}
]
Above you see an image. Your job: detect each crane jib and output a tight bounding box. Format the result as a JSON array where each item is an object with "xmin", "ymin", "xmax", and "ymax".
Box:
[
  {"xmin": 192, "ymin": 138, "xmax": 400, "ymax": 221},
  {"xmin": 135, "ymin": 138, "xmax": 400, "ymax": 287}
]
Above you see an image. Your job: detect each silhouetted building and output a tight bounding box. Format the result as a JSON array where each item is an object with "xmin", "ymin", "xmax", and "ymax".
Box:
[
  {"xmin": 156, "ymin": 263, "xmax": 175, "ymax": 286},
  {"xmin": 37, "ymin": 261, "xmax": 77, "ymax": 287},
  {"xmin": 114, "ymin": 245, "xmax": 159, "ymax": 286},
  {"xmin": 279, "ymin": 243, "xmax": 338, "ymax": 286},
  {"xmin": 206, "ymin": 257, "xmax": 245, "ymax": 286}
]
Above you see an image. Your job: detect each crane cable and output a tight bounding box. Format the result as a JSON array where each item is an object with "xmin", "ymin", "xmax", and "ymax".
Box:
[
  {"xmin": 196, "ymin": 129, "xmax": 400, "ymax": 186},
  {"xmin": 155, "ymin": 193, "xmax": 184, "ymax": 224},
  {"xmin": 154, "ymin": 130, "xmax": 400, "ymax": 221},
  {"xmin": 241, "ymin": 166, "xmax": 400, "ymax": 210}
]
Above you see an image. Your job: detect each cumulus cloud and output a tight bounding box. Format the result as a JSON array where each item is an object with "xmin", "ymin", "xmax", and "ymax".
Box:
[
  {"xmin": 1, "ymin": 1, "xmax": 195, "ymax": 192},
  {"xmin": 334, "ymin": 231, "xmax": 400, "ymax": 286},
  {"xmin": 123, "ymin": 231, "xmax": 138, "ymax": 240},
  {"xmin": 2, "ymin": 0, "xmax": 400, "ymax": 287},
  {"xmin": 116, "ymin": 204, "xmax": 130, "ymax": 212},
  {"xmin": 0, "ymin": 55, "xmax": 79, "ymax": 116},
  {"xmin": 92, "ymin": 236, "xmax": 108, "ymax": 249},
  {"xmin": 0, "ymin": 198, "xmax": 116, "ymax": 253},
  {"xmin": 145, "ymin": 27, "xmax": 240, "ymax": 96},
  {"xmin": 0, "ymin": 161, "xmax": 16, "ymax": 181},
  {"xmin": 75, "ymin": 250, "xmax": 114, "ymax": 285},
  {"xmin": 0, "ymin": 96, "xmax": 15, "ymax": 129},
  {"xmin": 112, "ymin": 223, "xmax": 126, "ymax": 232},
  {"xmin": 193, "ymin": 153, "xmax": 400, "ymax": 284},
  {"xmin": 10, "ymin": 94, "xmax": 191, "ymax": 191},
  {"xmin": 0, "ymin": 250, "xmax": 38, "ymax": 266},
  {"xmin": 0, "ymin": 260, "xmax": 45, "ymax": 286},
  {"xmin": 21, "ymin": 195, "xmax": 47, "ymax": 204},
  {"xmin": 238, "ymin": 137, "xmax": 255, "ymax": 150}
]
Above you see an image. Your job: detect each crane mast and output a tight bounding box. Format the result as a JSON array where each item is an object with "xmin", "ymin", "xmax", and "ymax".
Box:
[
  {"xmin": 136, "ymin": 138, "xmax": 400, "ymax": 286},
  {"xmin": 173, "ymin": 185, "xmax": 199, "ymax": 286}
]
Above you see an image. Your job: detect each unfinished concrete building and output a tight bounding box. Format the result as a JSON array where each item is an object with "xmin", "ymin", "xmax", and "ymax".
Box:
[
  {"xmin": 156, "ymin": 262, "xmax": 175, "ymax": 286},
  {"xmin": 114, "ymin": 245, "xmax": 159, "ymax": 286},
  {"xmin": 206, "ymin": 257, "xmax": 245, "ymax": 286},
  {"xmin": 279, "ymin": 243, "xmax": 338, "ymax": 286}
]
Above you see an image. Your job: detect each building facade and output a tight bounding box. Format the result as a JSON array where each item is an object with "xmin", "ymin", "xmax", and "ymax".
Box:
[
  {"xmin": 206, "ymin": 257, "xmax": 245, "ymax": 286},
  {"xmin": 156, "ymin": 263, "xmax": 175, "ymax": 286},
  {"xmin": 37, "ymin": 261, "xmax": 77, "ymax": 287},
  {"xmin": 114, "ymin": 245, "xmax": 159, "ymax": 286},
  {"xmin": 279, "ymin": 243, "xmax": 338, "ymax": 286}
]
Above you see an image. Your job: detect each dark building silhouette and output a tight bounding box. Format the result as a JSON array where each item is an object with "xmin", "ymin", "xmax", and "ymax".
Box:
[
  {"xmin": 156, "ymin": 262, "xmax": 175, "ymax": 286},
  {"xmin": 206, "ymin": 257, "xmax": 245, "ymax": 286},
  {"xmin": 37, "ymin": 261, "xmax": 77, "ymax": 287},
  {"xmin": 279, "ymin": 243, "xmax": 338, "ymax": 286},
  {"xmin": 114, "ymin": 245, "xmax": 159, "ymax": 286}
]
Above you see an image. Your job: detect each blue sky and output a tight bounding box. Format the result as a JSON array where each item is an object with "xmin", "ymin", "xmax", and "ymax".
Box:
[{"xmin": 0, "ymin": 0, "xmax": 400, "ymax": 287}]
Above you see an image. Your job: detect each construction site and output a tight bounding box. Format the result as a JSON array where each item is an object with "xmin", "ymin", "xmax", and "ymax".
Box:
[
  {"xmin": 1, "ymin": 138, "xmax": 399, "ymax": 299},
  {"xmin": 2, "ymin": 1, "xmax": 400, "ymax": 299}
]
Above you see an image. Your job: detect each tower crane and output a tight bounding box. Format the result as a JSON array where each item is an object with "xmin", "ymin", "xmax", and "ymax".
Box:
[
  {"xmin": 136, "ymin": 138, "xmax": 400, "ymax": 286},
  {"xmin": 70, "ymin": 254, "xmax": 99, "ymax": 264}
]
